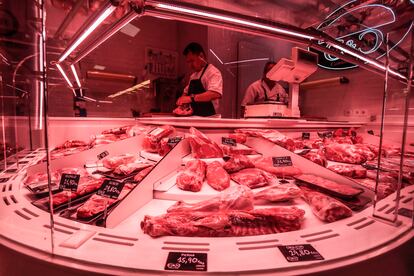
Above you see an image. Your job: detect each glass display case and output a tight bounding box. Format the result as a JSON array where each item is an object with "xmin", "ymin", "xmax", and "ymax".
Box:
[{"xmin": 1, "ymin": 0, "xmax": 413, "ymax": 275}]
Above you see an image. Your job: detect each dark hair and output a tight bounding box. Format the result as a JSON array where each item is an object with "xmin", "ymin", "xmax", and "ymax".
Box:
[
  {"xmin": 263, "ymin": 61, "xmax": 276, "ymax": 74},
  {"xmin": 183, "ymin": 42, "xmax": 205, "ymax": 56}
]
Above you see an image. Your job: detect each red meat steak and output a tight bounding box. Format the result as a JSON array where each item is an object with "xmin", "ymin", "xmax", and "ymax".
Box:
[
  {"xmin": 231, "ymin": 168, "xmax": 275, "ymax": 189},
  {"xmin": 206, "ymin": 161, "xmax": 230, "ymax": 191},
  {"xmin": 176, "ymin": 159, "xmax": 206, "ymax": 192},
  {"xmin": 254, "ymin": 156, "xmax": 302, "ymax": 177},
  {"xmin": 223, "ymin": 154, "xmax": 255, "ymax": 173},
  {"xmin": 187, "ymin": 127, "xmax": 223, "ymax": 158}
]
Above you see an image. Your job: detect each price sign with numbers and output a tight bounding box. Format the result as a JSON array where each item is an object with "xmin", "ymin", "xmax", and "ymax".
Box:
[
  {"xmin": 59, "ymin": 174, "xmax": 80, "ymax": 191},
  {"xmin": 278, "ymin": 244, "xmax": 324, "ymax": 262},
  {"xmin": 222, "ymin": 137, "xmax": 236, "ymax": 146},
  {"xmin": 165, "ymin": 252, "xmax": 207, "ymax": 271},
  {"xmin": 272, "ymin": 156, "xmax": 293, "ymax": 167},
  {"xmin": 96, "ymin": 179, "xmax": 125, "ymax": 199},
  {"xmin": 318, "ymin": 131, "xmax": 332, "ymax": 139},
  {"xmin": 167, "ymin": 137, "xmax": 182, "ymax": 146},
  {"xmin": 302, "ymin": 132, "xmax": 310, "ymax": 140},
  {"xmin": 367, "ymin": 130, "xmax": 374, "ymax": 135},
  {"xmin": 97, "ymin": 150, "xmax": 109, "ymax": 160}
]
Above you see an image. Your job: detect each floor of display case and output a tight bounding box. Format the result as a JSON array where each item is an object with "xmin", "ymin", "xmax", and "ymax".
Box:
[{"xmin": 1, "ymin": 150, "xmax": 413, "ymax": 275}]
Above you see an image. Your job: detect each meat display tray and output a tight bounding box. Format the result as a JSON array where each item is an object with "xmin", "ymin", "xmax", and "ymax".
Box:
[
  {"xmin": 59, "ymin": 200, "xmax": 121, "ymax": 225},
  {"xmin": 31, "ymin": 190, "xmax": 98, "ymax": 212}
]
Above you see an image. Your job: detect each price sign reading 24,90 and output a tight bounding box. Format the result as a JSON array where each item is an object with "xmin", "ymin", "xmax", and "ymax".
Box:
[{"xmin": 165, "ymin": 252, "xmax": 207, "ymax": 271}]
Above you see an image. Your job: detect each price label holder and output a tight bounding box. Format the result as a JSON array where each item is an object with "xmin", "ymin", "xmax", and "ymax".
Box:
[
  {"xmin": 302, "ymin": 132, "xmax": 310, "ymax": 140},
  {"xmin": 222, "ymin": 137, "xmax": 236, "ymax": 147},
  {"xmin": 318, "ymin": 131, "xmax": 333, "ymax": 139},
  {"xmin": 398, "ymin": 208, "xmax": 413, "ymax": 219},
  {"xmin": 59, "ymin": 174, "xmax": 80, "ymax": 208},
  {"xmin": 278, "ymin": 244, "xmax": 324, "ymax": 262},
  {"xmin": 97, "ymin": 150, "xmax": 109, "ymax": 160},
  {"xmin": 272, "ymin": 156, "xmax": 293, "ymax": 167},
  {"xmin": 165, "ymin": 252, "xmax": 207, "ymax": 272},
  {"xmin": 96, "ymin": 179, "xmax": 125, "ymax": 226},
  {"xmin": 367, "ymin": 130, "xmax": 374, "ymax": 135},
  {"xmin": 167, "ymin": 137, "xmax": 182, "ymax": 147}
]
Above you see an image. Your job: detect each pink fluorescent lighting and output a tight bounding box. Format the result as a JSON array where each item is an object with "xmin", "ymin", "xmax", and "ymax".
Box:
[
  {"xmin": 58, "ymin": 5, "xmax": 116, "ymax": 62},
  {"xmin": 156, "ymin": 3, "xmax": 315, "ymax": 40},
  {"xmin": 331, "ymin": 44, "xmax": 406, "ymax": 79},
  {"xmin": 70, "ymin": 64, "xmax": 81, "ymax": 87},
  {"xmin": 56, "ymin": 63, "xmax": 73, "ymax": 88}
]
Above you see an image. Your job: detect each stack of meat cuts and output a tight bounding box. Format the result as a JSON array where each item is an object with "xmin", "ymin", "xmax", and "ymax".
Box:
[
  {"xmin": 76, "ymin": 183, "xmax": 134, "ymax": 219},
  {"xmin": 327, "ymin": 164, "xmax": 367, "ymax": 178},
  {"xmin": 173, "ymin": 104, "xmax": 193, "ymax": 116},
  {"xmin": 228, "ymin": 133, "xmax": 247, "ymax": 144},
  {"xmin": 223, "ymin": 154, "xmax": 254, "ymax": 173},
  {"xmin": 235, "ymin": 128, "xmax": 296, "ymax": 151},
  {"xmin": 324, "ymin": 143, "xmax": 376, "ymax": 164},
  {"xmin": 354, "ymin": 178, "xmax": 396, "ymax": 200},
  {"xmin": 206, "ymin": 161, "xmax": 230, "ymax": 191},
  {"xmin": 102, "ymin": 154, "xmax": 137, "ymax": 170},
  {"xmin": 142, "ymin": 125, "xmax": 175, "ymax": 153},
  {"xmin": 113, "ymin": 162, "xmax": 152, "ymax": 175},
  {"xmin": 253, "ymin": 156, "xmax": 302, "ymax": 177},
  {"xmin": 51, "ymin": 140, "xmax": 90, "ymax": 159},
  {"xmin": 297, "ymin": 149, "xmax": 326, "ymax": 167},
  {"xmin": 168, "ymin": 185, "xmax": 254, "ymax": 213},
  {"xmin": 254, "ymin": 183, "xmax": 301, "ymax": 202},
  {"xmin": 300, "ymin": 186, "xmax": 353, "ymax": 222},
  {"xmin": 176, "ymin": 160, "xmax": 206, "ymax": 192},
  {"xmin": 187, "ymin": 127, "xmax": 223, "ymax": 158},
  {"xmin": 89, "ymin": 133, "xmax": 119, "ymax": 147},
  {"xmin": 231, "ymin": 168, "xmax": 275, "ymax": 189},
  {"xmin": 142, "ymin": 187, "xmax": 305, "ymax": 237}
]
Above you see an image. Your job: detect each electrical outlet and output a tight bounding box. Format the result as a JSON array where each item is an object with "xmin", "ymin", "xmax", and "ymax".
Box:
[
  {"xmin": 360, "ymin": 109, "xmax": 368, "ymax": 116},
  {"xmin": 353, "ymin": 109, "xmax": 361, "ymax": 116},
  {"xmin": 344, "ymin": 109, "xmax": 352, "ymax": 116}
]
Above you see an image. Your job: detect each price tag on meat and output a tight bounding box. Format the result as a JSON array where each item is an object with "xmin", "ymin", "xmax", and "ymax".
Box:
[
  {"xmin": 97, "ymin": 179, "xmax": 125, "ymax": 199},
  {"xmin": 165, "ymin": 252, "xmax": 207, "ymax": 271},
  {"xmin": 59, "ymin": 174, "xmax": 80, "ymax": 191},
  {"xmin": 272, "ymin": 156, "xmax": 293, "ymax": 167},
  {"xmin": 97, "ymin": 150, "xmax": 109, "ymax": 160},
  {"xmin": 278, "ymin": 244, "xmax": 324, "ymax": 262},
  {"xmin": 222, "ymin": 137, "xmax": 236, "ymax": 146},
  {"xmin": 302, "ymin": 132, "xmax": 310, "ymax": 140},
  {"xmin": 167, "ymin": 136, "xmax": 182, "ymax": 146}
]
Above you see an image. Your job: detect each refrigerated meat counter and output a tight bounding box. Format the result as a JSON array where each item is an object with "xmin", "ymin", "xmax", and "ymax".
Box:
[{"xmin": 1, "ymin": 120, "xmax": 413, "ymax": 275}]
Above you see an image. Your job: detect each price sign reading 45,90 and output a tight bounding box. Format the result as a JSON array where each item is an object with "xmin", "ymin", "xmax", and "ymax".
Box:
[
  {"xmin": 59, "ymin": 174, "xmax": 80, "ymax": 191},
  {"xmin": 96, "ymin": 179, "xmax": 125, "ymax": 199},
  {"xmin": 165, "ymin": 252, "xmax": 207, "ymax": 271},
  {"xmin": 278, "ymin": 244, "xmax": 324, "ymax": 262}
]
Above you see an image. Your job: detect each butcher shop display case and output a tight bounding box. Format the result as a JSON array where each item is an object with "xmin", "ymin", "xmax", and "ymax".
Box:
[{"xmin": 1, "ymin": 0, "xmax": 413, "ymax": 275}]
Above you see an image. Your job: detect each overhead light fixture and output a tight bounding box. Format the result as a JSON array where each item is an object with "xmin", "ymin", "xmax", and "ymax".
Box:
[
  {"xmin": 70, "ymin": 64, "xmax": 81, "ymax": 87},
  {"xmin": 155, "ymin": 3, "xmax": 315, "ymax": 40},
  {"xmin": 58, "ymin": 3, "xmax": 116, "ymax": 62},
  {"xmin": 56, "ymin": 63, "xmax": 73, "ymax": 88}
]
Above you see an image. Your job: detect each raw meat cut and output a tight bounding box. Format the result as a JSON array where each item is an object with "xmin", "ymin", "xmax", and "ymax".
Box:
[
  {"xmin": 24, "ymin": 167, "xmax": 88, "ymax": 185},
  {"xmin": 231, "ymin": 168, "xmax": 275, "ymax": 189},
  {"xmin": 89, "ymin": 134, "xmax": 118, "ymax": 147},
  {"xmin": 50, "ymin": 178, "xmax": 104, "ymax": 207},
  {"xmin": 297, "ymin": 149, "xmax": 326, "ymax": 167},
  {"xmin": 223, "ymin": 154, "xmax": 254, "ymax": 173},
  {"xmin": 53, "ymin": 140, "xmax": 89, "ymax": 150},
  {"xmin": 133, "ymin": 165, "xmax": 154, "ymax": 182},
  {"xmin": 158, "ymin": 137, "xmax": 172, "ymax": 156},
  {"xmin": 76, "ymin": 183, "xmax": 134, "ymax": 218},
  {"xmin": 167, "ymin": 185, "xmax": 254, "ymax": 213},
  {"xmin": 176, "ymin": 160, "xmax": 206, "ymax": 192},
  {"xmin": 300, "ymin": 186, "xmax": 352, "ymax": 222},
  {"xmin": 229, "ymin": 133, "xmax": 247, "ymax": 144},
  {"xmin": 253, "ymin": 156, "xmax": 302, "ymax": 177},
  {"xmin": 125, "ymin": 125, "xmax": 148, "ymax": 137},
  {"xmin": 173, "ymin": 104, "xmax": 193, "ymax": 116},
  {"xmin": 296, "ymin": 174, "xmax": 363, "ymax": 198},
  {"xmin": 220, "ymin": 144, "xmax": 257, "ymax": 156},
  {"xmin": 254, "ymin": 183, "xmax": 301, "ymax": 202},
  {"xmin": 325, "ymin": 143, "xmax": 372, "ymax": 164},
  {"xmin": 366, "ymin": 169, "xmax": 397, "ymax": 184},
  {"xmin": 142, "ymin": 125, "xmax": 175, "ymax": 153},
  {"xmin": 141, "ymin": 206, "xmax": 305, "ymax": 237},
  {"xmin": 102, "ymin": 154, "xmax": 137, "ymax": 170},
  {"xmin": 206, "ymin": 161, "xmax": 230, "ymax": 191},
  {"xmin": 327, "ymin": 164, "xmax": 367, "ymax": 178},
  {"xmin": 235, "ymin": 129, "xmax": 297, "ymax": 151},
  {"xmin": 354, "ymin": 178, "xmax": 396, "ymax": 200},
  {"xmin": 187, "ymin": 127, "xmax": 223, "ymax": 158},
  {"xmin": 113, "ymin": 162, "xmax": 152, "ymax": 175}
]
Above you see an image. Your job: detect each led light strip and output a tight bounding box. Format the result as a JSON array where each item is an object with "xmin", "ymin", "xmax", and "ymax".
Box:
[
  {"xmin": 156, "ymin": 3, "xmax": 315, "ymax": 40},
  {"xmin": 56, "ymin": 63, "xmax": 73, "ymax": 88},
  {"xmin": 70, "ymin": 64, "xmax": 81, "ymax": 87},
  {"xmin": 59, "ymin": 5, "xmax": 116, "ymax": 62}
]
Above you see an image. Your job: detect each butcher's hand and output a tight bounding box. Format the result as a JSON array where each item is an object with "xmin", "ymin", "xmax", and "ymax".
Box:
[{"xmin": 176, "ymin": 95, "xmax": 191, "ymax": 106}]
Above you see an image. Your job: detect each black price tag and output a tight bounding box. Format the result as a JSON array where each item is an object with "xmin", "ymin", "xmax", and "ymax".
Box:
[
  {"xmin": 367, "ymin": 130, "xmax": 374, "ymax": 135},
  {"xmin": 0, "ymin": 177, "xmax": 10, "ymax": 183},
  {"xmin": 165, "ymin": 252, "xmax": 207, "ymax": 272},
  {"xmin": 351, "ymin": 130, "xmax": 357, "ymax": 137},
  {"xmin": 97, "ymin": 150, "xmax": 109, "ymax": 160},
  {"xmin": 279, "ymin": 179, "xmax": 290, "ymax": 184},
  {"xmin": 168, "ymin": 137, "xmax": 182, "ymax": 146},
  {"xmin": 97, "ymin": 179, "xmax": 125, "ymax": 199},
  {"xmin": 302, "ymin": 132, "xmax": 310, "ymax": 140},
  {"xmin": 59, "ymin": 174, "xmax": 80, "ymax": 191},
  {"xmin": 278, "ymin": 244, "xmax": 324, "ymax": 262},
  {"xmin": 272, "ymin": 156, "xmax": 293, "ymax": 167},
  {"xmin": 19, "ymin": 161, "xmax": 29, "ymax": 164},
  {"xmin": 222, "ymin": 137, "xmax": 236, "ymax": 146},
  {"xmin": 318, "ymin": 131, "xmax": 332, "ymax": 139},
  {"xmin": 398, "ymin": 208, "xmax": 413, "ymax": 218}
]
